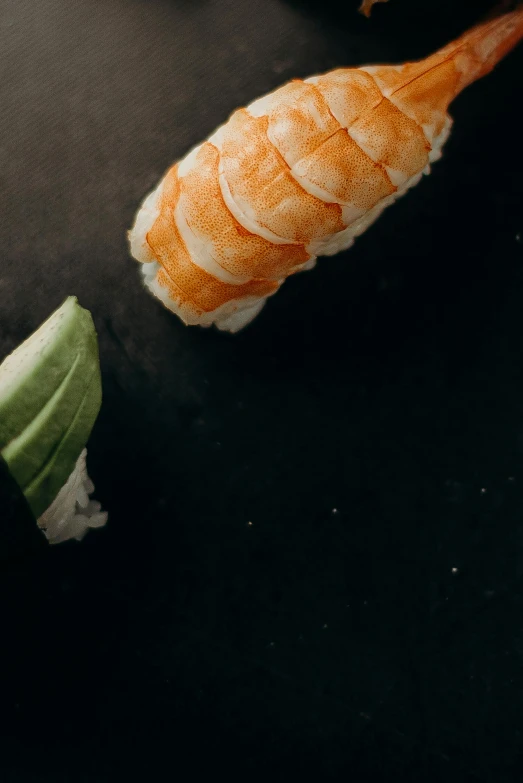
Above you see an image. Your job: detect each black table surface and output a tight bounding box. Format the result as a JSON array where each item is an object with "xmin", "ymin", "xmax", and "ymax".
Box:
[{"xmin": 1, "ymin": 1, "xmax": 523, "ymax": 780}]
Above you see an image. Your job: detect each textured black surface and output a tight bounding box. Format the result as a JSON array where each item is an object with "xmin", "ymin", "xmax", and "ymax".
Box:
[{"xmin": 1, "ymin": 0, "xmax": 523, "ymax": 780}]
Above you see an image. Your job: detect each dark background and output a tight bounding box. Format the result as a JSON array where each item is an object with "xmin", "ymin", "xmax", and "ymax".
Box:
[{"xmin": 1, "ymin": 0, "xmax": 523, "ymax": 780}]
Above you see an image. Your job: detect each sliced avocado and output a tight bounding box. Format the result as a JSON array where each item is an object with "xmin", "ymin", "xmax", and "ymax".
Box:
[
  {"xmin": 0, "ymin": 296, "xmax": 102, "ymax": 519},
  {"xmin": 0, "ymin": 297, "xmax": 96, "ymax": 446},
  {"xmin": 2, "ymin": 345, "xmax": 98, "ymax": 490},
  {"xmin": 23, "ymin": 368, "xmax": 102, "ymax": 519}
]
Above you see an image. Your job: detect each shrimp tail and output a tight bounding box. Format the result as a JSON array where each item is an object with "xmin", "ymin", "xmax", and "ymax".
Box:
[
  {"xmin": 441, "ymin": 4, "xmax": 523, "ymax": 94},
  {"xmin": 367, "ymin": 6, "xmax": 523, "ymax": 128}
]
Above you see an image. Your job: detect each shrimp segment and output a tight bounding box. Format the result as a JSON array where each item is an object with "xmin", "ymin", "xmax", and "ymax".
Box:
[
  {"xmin": 347, "ymin": 99, "xmax": 431, "ymax": 184},
  {"xmin": 129, "ymin": 7, "xmax": 523, "ymax": 331},
  {"xmin": 218, "ymin": 109, "xmax": 345, "ymax": 243},
  {"xmin": 250, "ymin": 78, "xmax": 398, "ymax": 209},
  {"xmin": 250, "ymin": 80, "xmax": 340, "ymax": 167},
  {"xmin": 177, "ymin": 143, "xmax": 310, "ymax": 281},
  {"xmin": 145, "ymin": 166, "xmax": 279, "ymax": 325},
  {"xmin": 292, "ymin": 129, "xmax": 397, "ymax": 210},
  {"xmin": 307, "ymin": 70, "xmax": 384, "ymax": 129}
]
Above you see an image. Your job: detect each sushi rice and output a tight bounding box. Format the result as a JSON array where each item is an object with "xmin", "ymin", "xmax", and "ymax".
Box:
[{"xmin": 37, "ymin": 448, "xmax": 107, "ymax": 545}]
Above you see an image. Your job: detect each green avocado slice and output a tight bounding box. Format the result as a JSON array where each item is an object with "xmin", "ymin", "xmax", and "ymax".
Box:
[
  {"xmin": 22, "ymin": 368, "xmax": 102, "ymax": 519},
  {"xmin": 0, "ymin": 296, "xmax": 102, "ymax": 519},
  {"xmin": 2, "ymin": 349, "xmax": 98, "ymax": 491},
  {"xmin": 0, "ymin": 297, "xmax": 96, "ymax": 446}
]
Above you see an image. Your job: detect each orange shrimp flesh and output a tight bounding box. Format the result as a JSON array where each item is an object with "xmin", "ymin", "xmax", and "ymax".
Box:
[{"xmin": 128, "ymin": 8, "xmax": 523, "ymax": 332}]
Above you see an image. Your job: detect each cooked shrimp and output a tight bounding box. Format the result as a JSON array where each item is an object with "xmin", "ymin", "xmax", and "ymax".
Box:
[{"xmin": 129, "ymin": 8, "xmax": 523, "ymax": 333}]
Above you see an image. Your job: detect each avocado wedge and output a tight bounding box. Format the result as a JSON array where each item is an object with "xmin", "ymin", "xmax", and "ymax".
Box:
[
  {"xmin": 23, "ymin": 370, "xmax": 102, "ymax": 519},
  {"xmin": 0, "ymin": 297, "xmax": 102, "ymax": 519},
  {"xmin": 0, "ymin": 297, "xmax": 97, "ymax": 445}
]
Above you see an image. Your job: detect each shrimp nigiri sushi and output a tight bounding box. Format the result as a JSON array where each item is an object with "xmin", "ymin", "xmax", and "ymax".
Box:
[
  {"xmin": 0, "ymin": 297, "xmax": 107, "ymax": 546},
  {"xmin": 129, "ymin": 8, "xmax": 523, "ymax": 333}
]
